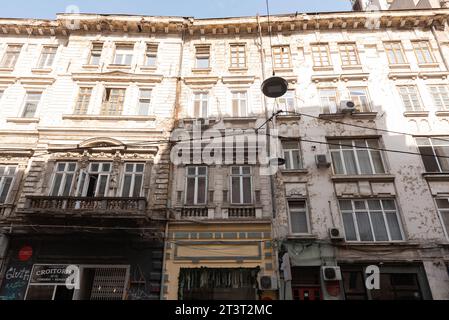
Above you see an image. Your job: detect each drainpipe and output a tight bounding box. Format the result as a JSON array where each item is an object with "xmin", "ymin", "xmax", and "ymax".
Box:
[
  {"xmin": 431, "ymin": 23, "xmax": 449, "ymax": 72},
  {"xmin": 159, "ymin": 19, "xmax": 187, "ymax": 301},
  {"xmin": 257, "ymin": 14, "xmax": 283, "ymax": 300}
]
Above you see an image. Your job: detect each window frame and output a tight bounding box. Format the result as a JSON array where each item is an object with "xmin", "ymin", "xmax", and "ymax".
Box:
[
  {"xmin": 113, "ymin": 43, "xmax": 134, "ymax": 66},
  {"xmin": 193, "ymin": 92, "xmax": 209, "ymax": 118},
  {"xmin": 384, "ymin": 41, "xmax": 407, "ymax": 65},
  {"xmin": 339, "ymin": 43, "xmax": 360, "ymax": 66},
  {"xmin": 101, "ymin": 87, "xmax": 126, "ymax": 116},
  {"xmin": 287, "ymin": 199, "xmax": 311, "ymax": 235},
  {"xmin": 144, "ymin": 43, "xmax": 158, "ymax": 67},
  {"xmin": 311, "ymin": 43, "xmax": 332, "ymax": 68},
  {"xmin": 184, "ymin": 166, "xmax": 208, "ymax": 205},
  {"xmin": 329, "ymin": 139, "xmax": 386, "ymax": 175},
  {"xmin": 21, "ymin": 91, "xmax": 42, "ymax": 118},
  {"xmin": 272, "ymin": 45, "xmax": 291, "ymax": 69},
  {"xmin": 277, "ymin": 90, "xmax": 296, "ymax": 113},
  {"xmin": 415, "ymin": 136, "xmax": 449, "ymax": 173},
  {"xmin": 88, "ymin": 42, "xmax": 103, "ymax": 65},
  {"xmin": 339, "ymin": 199, "xmax": 405, "ymax": 243},
  {"xmin": 49, "ymin": 162, "xmax": 77, "ymax": 197},
  {"xmin": 74, "ymin": 87, "xmax": 93, "ymax": 115},
  {"xmin": 398, "ymin": 85, "xmax": 424, "ymax": 112},
  {"xmin": 348, "ymin": 87, "xmax": 372, "ymax": 112},
  {"xmin": 37, "ymin": 45, "xmax": 57, "ymax": 69},
  {"xmin": 194, "ymin": 45, "xmax": 211, "ymax": 69},
  {"xmin": 230, "ymin": 166, "xmax": 253, "ymax": 205},
  {"xmin": 282, "ymin": 140, "xmax": 303, "ymax": 170},
  {"xmin": 231, "ymin": 91, "xmax": 248, "ymax": 117},
  {"xmin": 411, "ymin": 40, "xmax": 435, "ymax": 65},
  {"xmin": 76, "ymin": 162, "xmax": 112, "ymax": 197},
  {"xmin": 435, "ymin": 198, "xmax": 449, "ymax": 240},
  {"xmin": 120, "ymin": 163, "xmax": 145, "ymax": 197},
  {"xmin": 0, "ymin": 165, "xmax": 18, "ymax": 204},
  {"xmin": 230, "ymin": 43, "xmax": 247, "ymax": 69},
  {"xmin": 429, "ymin": 85, "xmax": 449, "ymax": 110},
  {"xmin": 318, "ymin": 87, "xmax": 339, "ymax": 114},
  {"xmin": 0, "ymin": 44, "xmax": 22, "ymax": 69}
]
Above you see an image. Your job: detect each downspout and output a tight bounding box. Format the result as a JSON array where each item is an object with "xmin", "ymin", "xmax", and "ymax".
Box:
[
  {"xmin": 431, "ymin": 23, "xmax": 449, "ymax": 72},
  {"xmin": 257, "ymin": 14, "xmax": 282, "ymax": 299},
  {"xmin": 160, "ymin": 19, "xmax": 187, "ymax": 300}
]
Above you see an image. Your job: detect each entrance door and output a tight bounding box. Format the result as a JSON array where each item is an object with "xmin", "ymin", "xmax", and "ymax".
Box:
[{"xmin": 77, "ymin": 266, "xmax": 129, "ymax": 300}]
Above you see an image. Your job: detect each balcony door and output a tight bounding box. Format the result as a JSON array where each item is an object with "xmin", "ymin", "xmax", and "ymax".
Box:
[{"xmin": 76, "ymin": 163, "xmax": 112, "ymax": 197}]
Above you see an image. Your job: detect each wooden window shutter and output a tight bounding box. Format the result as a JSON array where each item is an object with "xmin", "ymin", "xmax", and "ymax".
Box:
[{"xmin": 5, "ymin": 168, "xmax": 24, "ymax": 204}]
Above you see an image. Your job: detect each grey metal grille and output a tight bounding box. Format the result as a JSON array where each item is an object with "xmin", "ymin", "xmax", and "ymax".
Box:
[{"xmin": 89, "ymin": 267, "xmax": 128, "ymax": 300}]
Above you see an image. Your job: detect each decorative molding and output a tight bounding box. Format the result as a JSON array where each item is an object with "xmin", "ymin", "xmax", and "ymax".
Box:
[
  {"xmin": 62, "ymin": 114, "xmax": 156, "ymax": 121},
  {"xmin": 72, "ymin": 70, "xmax": 163, "ymax": 84},
  {"xmin": 388, "ymin": 72, "xmax": 419, "ymax": 80}
]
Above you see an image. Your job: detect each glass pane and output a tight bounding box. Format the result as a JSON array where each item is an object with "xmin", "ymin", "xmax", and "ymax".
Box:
[
  {"xmin": 370, "ymin": 151, "xmax": 385, "ymax": 173},
  {"xmin": 386, "ymin": 213, "xmax": 403, "ymax": 240},
  {"xmin": 368, "ymin": 200, "xmax": 382, "ymax": 210},
  {"xmin": 25, "ymin": 285, "xmax": 55, "ymax": 300},
  {"xmin": 136, "ymin": 164, "xmax": 144, "ymax": 172},
  {"xmin": 125, "ymin": 163, "xmax": 134, "ymax": 172},
  {"xmin": 435, "ymin": 146, "xmax": 449, "ymax": 171},
  {"xmin": 231, "ymin": 177, "xmax": 240, "ymax": 204},
  {"xmin": 343, "ymin": 150, "xmax": 357, "ymax": 174},
  {"xmin": 354, "ymin": 200, "xmax": 366, "ymax": 210},
  {"xmin": 231, "ymin": 167, "xmax": 240, "ymax": 175},
  {"xmin": 122, "ymin": 175, "xmax": 132, "ymax": 197},
  {"xmin": 68, "ymin": 163, "xmax": 76, "ymax": 171},
  {"xmin": 102, "ymin": 163, "xmax": 111, "ymax": 172},
  {"xmin": 97, "ymin": 175, "xmax": 108, "ymax": 197},
  {"xmin": 331, "ymin": 151, "xmax": 344, "ymax": 174},
  {"xmin": 186, "ymin": 177, "xmax": 195, "ymax": 204},
  {"xmin": 357, "ymin": 150, "xmax": 373, "ymax": 174},
  {"xmin": 356, "ymin": 212, "xmax": 374, "ymax": 241},
  {"xmin": 57, "ymin": 163, "xmax": 66, "ymax": 171},
  {"xmin": 132, "ymin": 175, "xmax": 143, "ymax": 197},
  {"xmin": 290, "ymin": 211, "xmax": 308, "ymax": 234},
  {"xmin": 90, "ymin": 163, "xmax": 99, "ymax": 172},
  {"xmin": 441, "ymin": 212, "xmax": 449, "ymax": 236},
  {"xmin": 198, "ymin": 167, "xmax": 207, "ymax": 175},
  {"xmin": 382, "ymin": 200, "xmax": 396, "ymax": 210},
  {"xmin": 339, "ymin": 200, "xmax": 352, "ymax": 211},
  {"xmin": 436, "ymin": 199, "xmax": 449, "ymax": 209},
  {"xmin": 196, "ymin": 57, "xmax": 209, "ymax": 68},
  {"xmin": 51, "ymin": 174, "xmax": 63, "ymax": 196},
  {"xmin": 242, "ymin": 166, "xmax": 251, "ymax": 175},
  {"xmin": 197, "ymin": 177, "xmax": 206, "ymax": 204},
  {"xmin": 62, "ymin": 174, "xmax": 73, "ymax": 196},
  {"xmin": 0, "ymin": 177, "xmax": 12, "ymax": 202},
  {"xmin": 342, "ymin": 212, "xmax": 357, "ymax": 241},
  {"xmin": 292, "ymin": 150, "xmax": 301, "ymax": 169},
  {"xmin": 370, "ymin": 212, "xmax": 389, "ymax": 241},
  {"xmin": 242, "ymin": 177, "xmax": 252, "ymax": 203},
  {"xmin": 187, "ymin": 167, "xmax": 196, "ymax": 175},
  {"xmin": 418, "ymin": 146, "xmax": 440, "ymax": 172}
]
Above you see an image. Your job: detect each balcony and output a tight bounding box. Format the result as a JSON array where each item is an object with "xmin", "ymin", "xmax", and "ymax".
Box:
[
  {"xmin": 23, "ymin": 196, "xmax": 147, "ymax": 218},
  {"xmin": 175, "ymin": 206, "xmax": 263, "ymax": 220}
]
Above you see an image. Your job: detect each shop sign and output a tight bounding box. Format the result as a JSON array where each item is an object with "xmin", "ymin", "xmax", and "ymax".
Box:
[{"xmin": 30, "ymin": 264, "xmax": 76, "ymax": 284}]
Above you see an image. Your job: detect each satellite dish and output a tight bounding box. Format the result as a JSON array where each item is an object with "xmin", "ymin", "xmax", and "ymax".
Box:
[{"xmin": 261, "ymin": 76, "xmax": 288, "ymax": 98}]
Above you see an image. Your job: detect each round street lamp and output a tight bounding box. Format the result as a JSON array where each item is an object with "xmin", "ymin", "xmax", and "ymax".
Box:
[{"xmin": 261, "ymin": 76, "xmax": 288, "ymax": 98}]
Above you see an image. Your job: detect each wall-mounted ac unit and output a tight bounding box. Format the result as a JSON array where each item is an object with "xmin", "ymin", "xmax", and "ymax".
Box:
[
  {"xmin": 328, "ymin": 228, "xmax": 344, "ymax": 241},
  {"xmin": 321, "ymin": 266, "xmax": 342, "ymax": 281},
  {"xmin": 315, "ymin": 154, "xmax": 331, "ymax": 168},
  {"xmin": 339, "ymin": 100, "xmax": 356, "ymax": 113},
  {"xmin": 258, "ymin": 275, "xmax": 278, "ymax": 290}
]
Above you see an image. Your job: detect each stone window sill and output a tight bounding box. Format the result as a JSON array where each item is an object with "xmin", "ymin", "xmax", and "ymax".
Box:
[
  {"xmin": 435, "ymin": 110, "xmax": 449, "ymax": 117},
  {"xmin": 82, "ymin": 64, "xmax": 100, "ymax": 70},
  {"xmin": 422, "ymin": 173, "xmax": 449, "ymax": 181},
  {"xmin": 0, "ymin": 67, "xmax": 14, "ymax": 72},
  {"xmin": 403, "ymin": 111, "xmax": 429, "ymax": 117},
  {"xmin": 287, "ymin": 234, "xmax": 318, "ymax": 240},
  {"xmin": 6, "ymin": 117, "xmax": 39, "ymax": 123},
  {"xmin": 281, "ymin": 169, "xmax": 308, "ymax": 175},
  {"xmin": 106, "ymin": 64, "xmax": 132, "ymax": 70},
  {"xmin": 31, "ymin": 68, "xmax": 52, "ymax": 74},
  {"xmin": 229, "ymin": 67, "xmax": 248, "ymax": 72},
  {"xmin": 341, "ymin": 64, "xmax": 363, "ymax": 71},
  {"xmin": 319, "ymin": 112, "xmax": 377, "ymax": 120},
  {"xmin": 389, "ymin": 63, "xmax": 411, "ymax": 70},
  {"xmin": 418, "ymin": 62, "xmax": 440, "ymax": 69},
  {"xmin": 331, "ymin": 174, "xmax": 395, "ymax": 182},
  {"xmin": 139, "ymin": 65, "xmax": 157, "ymax": 72},
  {"xmin": 62, "ymin": 114, "xmax": 155, "ymax": 121},
  {"xmin": 313, "ymin": 65, "xmax": 334, "ymax": 72},
  {"xmin": 192, "ymin": 68, "xmax": 212, "ymax": 73},
  {"xmin": 274, "ymin": 67, "xmax": 293, "ymax": 73}
]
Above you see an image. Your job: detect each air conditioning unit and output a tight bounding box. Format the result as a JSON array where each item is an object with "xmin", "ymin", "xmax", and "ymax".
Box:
[
  {"xmin": 328, "ymin": 228, "xmax": 344, "ymax": 241},
  {"xmin": 321, "ymin": 266, "xmax": 342, "ymax": 281},
  {"xmin": 339, "ymin": 100, "xmax": 356, "ymax": 113},
  {"xmin": 315, "ymin": 154, "xmax": 331, "ymax": 168},
  {"xmin": 258, "ymin": 275, "xmax": 278, "ymax": 290}
]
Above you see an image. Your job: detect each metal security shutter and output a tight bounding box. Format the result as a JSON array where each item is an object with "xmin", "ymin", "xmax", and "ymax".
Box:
[{"xmin": 89, "ymin": 267, "xmax": 128, "ymax": 300}]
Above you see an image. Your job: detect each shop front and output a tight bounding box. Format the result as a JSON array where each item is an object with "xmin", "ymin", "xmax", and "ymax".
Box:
[{"xmin": 0, "ymin": 235, "xmax": 164, "ymax": 300}]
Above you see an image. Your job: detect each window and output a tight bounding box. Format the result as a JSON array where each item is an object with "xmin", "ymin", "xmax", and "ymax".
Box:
[
  {"xmin": 319, "ymin": 88, "xmax": 338, "ymax": 114},
  {"xmin": 37, "ymin": 46, "xmax": 57, "ymax": 68},
  {"xmin": 429, "ymin": 85, "xmax": 449, "ymax": 110},
  {"xmin": 138, "ymin": 89, "xmax": 152, "ymax": 115},
  {"xmin": 288, "ymin": 200, "xmax": 310, "ymax": 234},
  {"xmin": 230, "ymin": 166, "xmax": 252, "ymax": 204},
  {"xmin": 76, "ymin": 162, "xmax": 112, "ymax": 197},
  {"xmin": 193, "ymin": 93, "xmax": 208, "ymax": 118},
  {"xmin": 195, "ymin": 45, "xmax": 210, "ymax": 69},
  {"xmin": 232, "ymin": 92, "xmax": 247, "ymax": 117},
  {"xmin": 436, "ymin": 198, "xmax": 449, "ymax": 239},
  {"xmin": 230, "ymin": 44, "xmax": 246, "ymax": 68},
  {"xmin": 311, "ymin": 44, "xmax": 331, "ymax": 67},
  {"xmin": 384, "ymin": 42, "xmax": 407, "ymax": 65},
  {"xmin": 339, "ymin": 199, "xmax": 403, "ymax": 242},
  {"xmin": 412, "ymin": 41, "xmax": 435, "ymax": 64},
  {"xmin": 121, "ymin": 163, "xmax": 144, "ymax": 197},
  {"xmin": 416, "ymin": 137, "xmax": 449, "ymax": 173},
  {"xmin": 329, "ymin": 139, "xmax": 385, "ymax": 175},
  {"xmin": 282, "ymin": 141, "xmax": 303, "ymax": 170},
  {"xmin": 88, "ymin": 42, "xmax": 103, "ymax": 65},
  {"xmin": 0, "ymin": 44, "xmax": 22, "ymax": 68},
  {"xmin": 185, "ymin": 166, "xmax": 207, "ymax": 205},
  {"xmin": 50, "ymin": 162, "xmax": 77, "ymax": 196},
  {"xmin": 398, "ymin": 86, "xmax": 423, "ymax": 111},
  {"xmin": 349, "ymin": 87, "xmax": 371, "ymax": 112},
  {"xmin": 101, "ymin": 88, "xmax": 125, "ymax": 116},
  {"xmin": 145, "ymin": 43, "xmax": 158, "ymax": 67},
  {"xmin": 0, "ymin": 165, "xmax": 17, "ymax": 203},
  {"xmin": 272, "ymin": 46, "xmax": 291, "ymax": 69},
  {"xmin": 278, "ymin": 90, "xmax": 296, "ymax": 113},
  {"xmin": 74, "ymin": 87, "xmax": 92, "ymax": 115},
  {"xmin": 22, "ymin": 92, "xmax": 42, "ymax": 118},
  {"xmin": 339, "ymin": 43, "xmax": 360, "ymax": 66},
  {"xmin": 114, "ymin": 44, "xmax": 133, "ymax": 65}
]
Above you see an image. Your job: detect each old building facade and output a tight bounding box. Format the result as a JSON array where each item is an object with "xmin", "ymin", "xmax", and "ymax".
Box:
[{"xmin": 1, "ymin": 2, "xmax": 449, "ymax": 300}]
